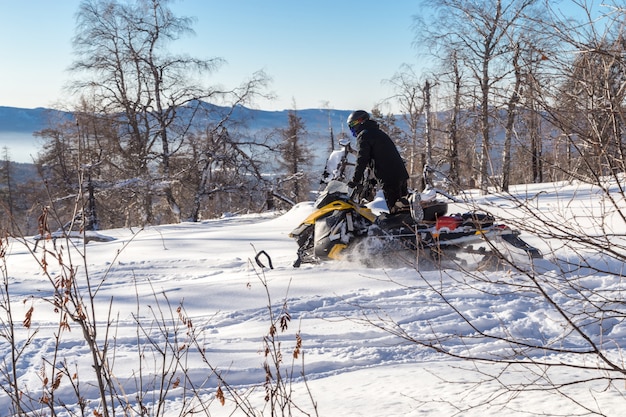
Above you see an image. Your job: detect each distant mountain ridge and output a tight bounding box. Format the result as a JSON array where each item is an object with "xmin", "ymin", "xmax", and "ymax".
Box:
[
  {"xmin": 0, "ymin": 106, "xmax": 63, "ymax": 132},
  {"xmin": 0, "ymin": 103, "xmax": 356, "ymax": 135},
  {"xmin": 0, "ymin": 103, "xmax": 359, "ymax": 164}
]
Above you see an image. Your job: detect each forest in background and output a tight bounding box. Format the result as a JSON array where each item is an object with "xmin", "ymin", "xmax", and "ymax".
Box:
[{"xmin": 0, "ymin": 0, "xmax": 624, "ymax": 236}]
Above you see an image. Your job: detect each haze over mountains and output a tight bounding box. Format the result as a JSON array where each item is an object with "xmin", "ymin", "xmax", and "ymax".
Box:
[
  {"xmin": 0, "ymin": 106, "xmax": 51, "ymax": 163},
  {"xmin": 0, "ymin": 104, "xmax": 359, "ymax": 164}
]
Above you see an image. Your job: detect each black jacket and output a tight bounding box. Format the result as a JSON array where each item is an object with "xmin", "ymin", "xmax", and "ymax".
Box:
[{"xmin": 351, "ymin": 119, "xmax": 409, "ymax": 186}]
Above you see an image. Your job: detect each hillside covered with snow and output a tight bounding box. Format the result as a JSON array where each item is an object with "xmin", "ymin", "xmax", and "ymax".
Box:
[{"xmin": 2, "ymin": 178, "xmax": 626, "ymax": 416}]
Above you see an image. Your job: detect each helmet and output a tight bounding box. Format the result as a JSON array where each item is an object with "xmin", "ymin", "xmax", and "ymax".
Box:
[{"xmin": 347, "ymin": 110, "xmax": 369, "ymax": 137}]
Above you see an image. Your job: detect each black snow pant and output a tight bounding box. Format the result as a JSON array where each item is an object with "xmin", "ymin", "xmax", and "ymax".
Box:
[{"xmin": 382, "ymin": 179, "xmax": 408, "ymax": 213}]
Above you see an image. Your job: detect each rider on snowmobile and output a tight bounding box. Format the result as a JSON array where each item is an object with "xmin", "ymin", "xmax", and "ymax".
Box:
[{"xmin": 346, "ymin": 110, "xmax": 410, "ymax": 214}]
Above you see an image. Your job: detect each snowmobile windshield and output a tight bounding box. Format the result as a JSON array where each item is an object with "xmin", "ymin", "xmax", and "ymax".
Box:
[{"xmin": 315, "ymin": 180, "xmax": 350, "ymax": 208}]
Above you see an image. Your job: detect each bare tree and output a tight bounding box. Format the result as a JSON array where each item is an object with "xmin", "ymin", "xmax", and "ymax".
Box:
[
  {"xmin": 527, "ymin": 0, "xmax": 626, "ymax": 183},
  {"xmin": 69, "ymin": 0, "xmax": 228, "ymax": 223},
  {"xmin": 275, "ymin": 109, "xmax": 313, "ymax": 205},
  {"xmin": 35, "ymin": 0, "xmax": 271, "ymax": 228},
  {"xmin": 384, "ymin": 64, "xmax": 426, "ymax": 188},
  {"xmin": 0, "ymin": 149, "xmax": 15, "ymax": 232},
  {"xmin": 416, "ymin": 0, "xmax": 540, "ymax": 192},
  {"xmin": 519, "ymin": 45, "xmax": 547, "ymax": 185},
  {"xmin": 501, "ymin": 42, "xmax": 521, "ymax": 191},
  {"xmin": 429, "ymin": 49, "xmax": 476, "ymax": 191},
  {"xmin": 184, "ymin": 122, "xmax": 272, "ymax": 221},
  {"xmin": 559, "ymin": 41, "xmax": 626, "ymax": 178},
  {"xmin": 446, "ymin": 51, "xmax": 464, "ymax": 189}
]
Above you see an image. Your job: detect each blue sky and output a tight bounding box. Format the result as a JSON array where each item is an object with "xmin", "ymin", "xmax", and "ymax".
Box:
[
  {"xmin": 0, "ymin": 1, "xmax": 611, "ymax": 113},
  {"xmin": 0, "ymin": 0, "xmax": 420, "ymax": 112}
]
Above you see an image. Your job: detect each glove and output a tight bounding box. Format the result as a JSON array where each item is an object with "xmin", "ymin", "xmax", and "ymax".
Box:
[{"xmin": 349, "ymin": 182, "xmax": 363, "ymax": 201}]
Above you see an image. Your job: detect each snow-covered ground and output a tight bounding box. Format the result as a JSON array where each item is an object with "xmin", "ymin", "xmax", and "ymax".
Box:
[{"xmin": 2, "ymin": 179, "xmax": 626, "ymax": 416}]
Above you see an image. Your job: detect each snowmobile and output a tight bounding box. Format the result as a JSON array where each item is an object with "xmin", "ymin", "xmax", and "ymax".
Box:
[{"xmin": 289, "ymin": 174, "xmax": 542, "ymax": 269}]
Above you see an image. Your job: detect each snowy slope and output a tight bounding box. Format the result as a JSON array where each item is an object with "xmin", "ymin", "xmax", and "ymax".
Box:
[{"xmin": 2, "ymin": 180, "xmax": 626, "ymax": 416}]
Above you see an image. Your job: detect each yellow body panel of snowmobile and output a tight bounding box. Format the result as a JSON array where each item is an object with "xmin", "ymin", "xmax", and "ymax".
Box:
[
  {"xmin": 300, "ymin": 201, "xmax": 376, "ymax": 225},
  {"xmin": 328, "ymin": 243, "xmax": 347, "ymax": 260}
]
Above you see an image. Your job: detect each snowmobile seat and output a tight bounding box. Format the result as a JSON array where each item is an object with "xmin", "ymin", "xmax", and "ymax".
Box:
[
  {"xmin": 375, "ymin": 212, "xmax": 415, "ymax": 229},
  {"xmin": 460, "ymin": 212, "xmax": 494, "ymax": 228},
  {"xmin": 422, "ymin": 202, "xmax": 448, "ymax": 221}
]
